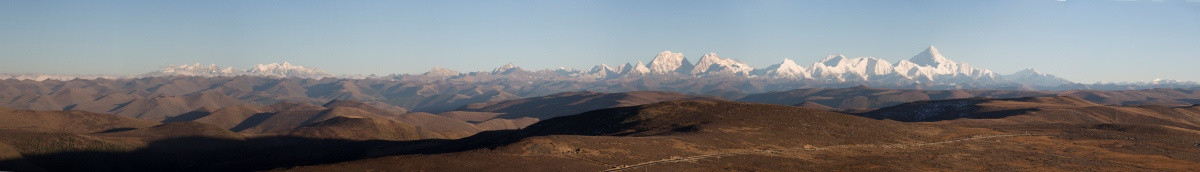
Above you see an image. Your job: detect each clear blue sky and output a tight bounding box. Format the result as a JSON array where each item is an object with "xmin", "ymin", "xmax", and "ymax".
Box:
[{"xmin": 1, "ymin": 0, "xmax": 1197, "ymax": 82}]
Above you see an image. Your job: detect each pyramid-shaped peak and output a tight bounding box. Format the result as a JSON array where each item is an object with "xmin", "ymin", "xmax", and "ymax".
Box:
[
  {"xmin": 908, "ymin": 45, "xmax": 954, "ymax": 66},
  {"xmin": 698, "ymin": 52, "xmax": 724, "ymax": 61}
]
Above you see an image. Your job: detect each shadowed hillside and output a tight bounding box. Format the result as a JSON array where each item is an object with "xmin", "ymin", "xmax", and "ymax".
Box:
[
  {"xmin": 4, "ymin": 93, "xmax": 1200, "ymax": 171},
  {"xmin": 275, "ymin": 99, "xmax": 1200, "ymax": 171},
  {"xmin": 458, "ymin": 91, "xmax": 719, "ymax": 119},
  {"xmin": 861, "ymin": 96, "xmax": 1200, "ymax": 130}
]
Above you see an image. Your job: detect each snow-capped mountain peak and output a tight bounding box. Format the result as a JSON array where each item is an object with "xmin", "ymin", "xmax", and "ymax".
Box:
[
  {"xmin": 691, "ymin": 53, "xmax": 754, "ymax": 75},
  {"xmin": 422, "ymin": 66, "xmax": 459, "ymax": 77},
  {"xmin": 809, "ymin": 55, "xmax": 896, "ymax": 81},
  {"xmin": 890, "ymin": 46, "xmax": 998, "ymax": 83},
  {"xmin": 908, "ymin": 45, "xmax": 955, "ymax": 67},
  {"xmin": 623, "ymin": 61, "xmax": 651, "ymax": 75},
  {"xmin": 490, "ymin": 63, "xmax": 528, "ymax": 75},
  {"xmin": 247, "ymin": 62, "xmax": 332, "ymax": 78},
  {"xmin": 588, "ymin": 64, "xmax": 611, "ymax": 73},
  {"xmin": 648, "ymin": 51, "xmax": 692, "ymax": 74},
  {"xmin": 753, "ymin": 58, "xmax": 809, "ymax": 78},
  {"xmin": 492, "ymin": 63, "xmax": 519, "ymax": 73}
]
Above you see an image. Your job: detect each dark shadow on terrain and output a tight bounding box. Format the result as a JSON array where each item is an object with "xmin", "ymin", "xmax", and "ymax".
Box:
[
  {"xmin": 1181, "ymin": 99, "xmax": 1200, "ymax": 105},
  {"xmin": 61, "ymin": 104, "xmax": 77, "ymax": 111},
  {"xmin": 0, "ymin": 134, "xmax": 510, "ymax": 172},
  {"xmin": 481, "ymin": 92, "xmax": 718, "ymax": 119},
  {"xmin": 855, "ymin": 98, "xmax": 1041, "ymax": 122},
  {"xmin": 95, "ymin": 127, "xmax": 137, "ymax": 133},
  {"xmin": 491, "ymin": 95, "xmax": 623, "ymax": 119},
  {"xmin": 0, "ymin": 97, "xmax": 807, "ymax": 172},
  {"xmin": 0, "ymin": 105, "xmax": 654, "ymax": 171},
  {"xmin": 229, "ymin": 113, "xmax": 275, "ymax": 132},
  {"xmin": 163, "ymin": 111, "xmax": 212, "ymax": 123},
  {"xmin": 108, "ymin": 100, "xmax": 135, "ymax": 112}
]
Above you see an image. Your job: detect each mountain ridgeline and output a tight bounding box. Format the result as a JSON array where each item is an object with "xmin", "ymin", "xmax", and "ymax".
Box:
[{"xmin": 5, "ymin": 46, "xmax": 1198, "ymax": 90}]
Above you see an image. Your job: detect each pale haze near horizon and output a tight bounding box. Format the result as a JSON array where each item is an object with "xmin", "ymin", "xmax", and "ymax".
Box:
[{"xmin": 0, "ymin": 0, "xmax": 1197, "ymax": 83}]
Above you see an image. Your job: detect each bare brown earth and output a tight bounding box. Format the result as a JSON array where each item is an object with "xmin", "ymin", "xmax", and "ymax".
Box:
[
  {"xmin": 0, "ymin": 107, "xmax": 449, "ymax": 171},
  {"xmin": 794, "ymin": 101, "xmax": 835, "ymax": 111},
  {"xmin": 285, "ymin": 116, "xmax": 429, "ymax": 141},
  {"xmin": 3, "ymin": 89, "xmax": 1200, "ymax": 171},
  {"xmin": 0, "ymin": 106, "xmax": 159, "ymax": 133},
  {"xmin": 4, "ymin": 76, "xmax": 1192, "ymax": 124},
  {"xmin": 278, "ymin": 99, "xmax": 1200, "ymax": 171}
]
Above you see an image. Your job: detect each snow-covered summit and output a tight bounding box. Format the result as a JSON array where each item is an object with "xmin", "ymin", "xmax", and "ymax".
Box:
[
  {"xmin": 559, "ymin": 46, "xmax": 1010, "ymax": 84},
  {"xmin": 587, "ymin": 64, "xmax": 623, "ymax": 78},
  {"xmin": 422, "ymin": 66, "xmax": 460, "ymax": 77},
  {"xmin": 246, "ymin": 62, "xmax": 333, "ymax": 78},
  {"xmin": 753, "ymin": 58, "xmax": 808, "ymax": 78},
  {"xmin": 892, "ymin": 46, "xmax": 997, "ymax": 83},
  {"xmin": 622, "ymin": 61, "xmax": 651, "ymax": 75},
  {"xmin": 691, "ymin": 53, "xmax": 754, "ymax": 76},
  {"xmin": 908, "ymin": 45, "xmax": 954, "ymax": 67},
  {"xmin": 490, "ymin": 63, "xmax": 529, "ymax": 75},
  {"xmin": 809, "ymin": 55, "xmax": 895, "ymax": 81},
  {"xmin": 647, "ymin": 51, "xmax": 693, "ymax": 74}
]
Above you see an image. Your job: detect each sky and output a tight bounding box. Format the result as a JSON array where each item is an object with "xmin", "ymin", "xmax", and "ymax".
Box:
[{"xmin": 0, "ymin": 0, "xmax": 1198, "ymax": 83}]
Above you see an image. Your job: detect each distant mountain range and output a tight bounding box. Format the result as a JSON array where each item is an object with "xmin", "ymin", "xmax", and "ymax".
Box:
[
  {"xmin": 0, "ymin": 62, "xmax": 340, "ymax": 80},
  {"xmin": 1, "ymin": 46, "xmax": 1196, "ymax": 89},
  {"xmin": 143, "ymin": 62, "xmax": 337, "ymax": 78}
]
